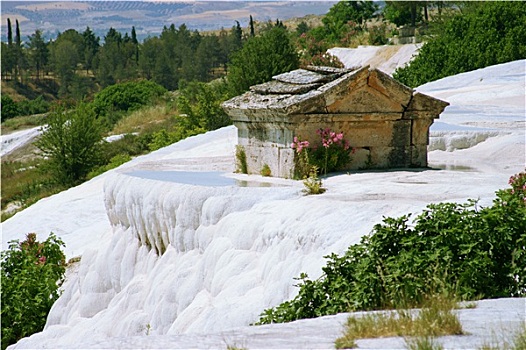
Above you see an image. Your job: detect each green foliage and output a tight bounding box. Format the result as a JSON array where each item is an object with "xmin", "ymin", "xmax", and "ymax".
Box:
[
  {"xmin": 383, "ymin": 1, "xmax": 423, "ymax": 27},
  {"xmin": 368, "ymin": 24, "xmax": 389, "ymax": 46},
  {"xmin": 176, "ymin": 80, "xmax": 231, "ymax": 132},
  {"xmin": 102, "ymin": 133, "xmax": 149, "ymax": 159},
  {"xmin": 36, "ymin": 103, "xmax": 104, "ymax": 185},
  {"xmin": 406, "ymin": 337, "xmax": 444, "ymax": 350},
  {"xmin": 296, "ymin": 31, "xmax": 344, "ymax": 68},
  {"xmin": 1, "ymin": 95, "xmax": 20, "ymax": 121},
  {"xmin": 17, "ymin": 96, "xmax": 51, "ymax": 117},
  {"xmin": 394, "ymin": 2, "xmax": 526, "ymax": 87},
  {"xmin": 148, "ymin": 129, "xmax": 181, "ymax": 151},
  {"xmin": 292, "ymin": 129, "xmax": 353, "ymax": 178},
  {"xmin": 302, "ymin": 168, "xmax": 326, "ymax": 195},
  {"xmin": 322, "ymin": 1, "xmax": 377, "ymax": 42},
  {"xmin": 87, "ymin": 153, "xmax": 132, "ymax": 179},
  {"xmin": 227, "ymin": 25, "xmax": 299, "ymax": 95},
  {"xmin": 1, "ymin": 233, "xmax": 66, "ymax": 349},
  {"xmin": 236, "ymin": 145, "xmax": 248, "ymax": 174},
  {"xmin": 91, "ymin": 80, "xmax": 167, "ymax": 127},
  {"xmin": 1, "ymin": 95, "xmax": 51, "ymax": 122},
  {"xmin": 256, "ymin": 172, "xmax": 526, "ymax": 324},
  {"xmin": 260, "ymin": 164, "xmax": 272, "ymax": 177}
]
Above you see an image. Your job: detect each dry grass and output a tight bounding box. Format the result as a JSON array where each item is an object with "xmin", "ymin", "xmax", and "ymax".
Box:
[
  {"xmin": 406, "ymin": 336, "xmax": 444, "ymax": 350},
  {"xmin": 1, "ymin": 114, "xmax": 47, "ymax": 134},
  {"xmin": 111, "ymin": 105, "xmax": 176, "ymax": 135},
  {"xmin": 1, "ymin": 159, "xmax": 64, "ymax": 221},
  {"xmin": 335, "ymin": 294, "xmax": 463, "ymax": 349}
]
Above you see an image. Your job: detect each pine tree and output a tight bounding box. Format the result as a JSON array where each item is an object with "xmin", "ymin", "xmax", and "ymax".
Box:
[{"xmin": 27, "ymin": 29, "xmax": 48, "ymax": 81}]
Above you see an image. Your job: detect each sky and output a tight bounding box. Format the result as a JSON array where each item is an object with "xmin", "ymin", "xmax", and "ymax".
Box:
[{"xmin": 1, "ymin": 49, "xmax": 525, "ymax": 349}]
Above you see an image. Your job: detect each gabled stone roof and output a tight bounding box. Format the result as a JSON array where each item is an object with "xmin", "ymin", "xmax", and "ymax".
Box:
[{"xmin": 222, "ymin": 65, "xmax": 446, "ymax": 120}]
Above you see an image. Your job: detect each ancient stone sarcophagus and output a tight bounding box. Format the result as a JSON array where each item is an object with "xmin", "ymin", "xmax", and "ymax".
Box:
[{"xmin": 222, "ymin": 65, "xmax": 449, "ymax": 178}]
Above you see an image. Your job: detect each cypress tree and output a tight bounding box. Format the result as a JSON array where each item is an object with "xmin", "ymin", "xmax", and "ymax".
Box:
[
  {"xmin": 14, "ymin": 19, "xmax": 21, "ymax": 81},
  {"xmin": 15, "ymin": 19, "xmax": 21, "ymax": 47},
  {"xmin": 249, "ymin": 15, "xmax": 255, "ymax": 37},
  {"xmin": 131, "ymin": 26, "xmax": 139, "ymax": 63},
  {"xmin": 7, "ymin": 18, "xmax": 12, "ymax": 45}
]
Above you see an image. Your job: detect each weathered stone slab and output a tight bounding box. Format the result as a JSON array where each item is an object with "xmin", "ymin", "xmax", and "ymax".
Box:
[
  {"xmin": 251, "ymin": 81, "xmax": 321, "ymax": 95},
  {"xmin": 326, "ymin": 84, "xmax": 405, "ymax": 113},
  {"xmin": 305, "ymin": 65, "xmax": 357, "ymax": 75},
  {"xmin": 273, "ymin": 69, "xmax": 332, "ymax": 85},
  {"xmin": 368, "ymin": 69, "xmax": 413, "ymax": 108},
  {"xmin": 406, "ymin": 92, "xmax": 450, "ymax": 116}
]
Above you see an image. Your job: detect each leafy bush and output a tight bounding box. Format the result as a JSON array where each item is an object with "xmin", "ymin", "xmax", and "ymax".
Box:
[
  {"xmin": 1, "ymin": 95, "xmax": 20, "ymax": 121},
  {"xmin": 296, "ymin": 32, "xmax": 344, "ymax": 68},
  {"xmin": 1, "ymin": 233, "xmax": 66, "ymax": 349},
  {"xmin": 257, "ymin": 171, "xmax": 526, "ymax": 324},
  {"xmin": 176, "ymin": 80, "xmax": 231, "ymax": 132},
  {"xmin": 148, "ymin": 129, "xmax": 180, "ymax": 151},
  {"xmin": 368, "ymin": 24, "xmax": 389, "ymax": 45},
  {"xmin": 17, "ymin": 96, "xmax": 51, "ymax": 117},
  {"xmin": 92, "ymin": 80, "xmax": 167, "ymax": 127},
  {"xmin": 227, "ymin": 25, "xmax": 299, "ymax": 95},
  {"xmin": 394, "ymin": 2, "xmax": 526, "ymax": 87},
  {"xmin": 36, "ymin": 103, "xmax": 104, "ymax": 185}
]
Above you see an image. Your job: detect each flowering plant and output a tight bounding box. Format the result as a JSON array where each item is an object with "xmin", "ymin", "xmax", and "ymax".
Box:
[
  {"xmin": 507, "ymin": 171, "xmax": 526, "ymax": 205},
  {"xmin": 1, "ymin": 233, "xmax": 66, "ymax": 348},
  {"xmin": 291, "ymin": 128, "xmax": 354, "ymax": 178}
]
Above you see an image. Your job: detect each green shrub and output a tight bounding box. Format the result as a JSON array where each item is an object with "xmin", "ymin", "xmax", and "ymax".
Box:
[
  {"xmin": 148, "ymin": 129, "xmax": 179, "ymax": 151},
  {"xmin": 1, "ymin": 95, "xmax": 20, "ymax": 121},
  {"xmin": 236, "ymin": 145, "xmax": 248, "ymax": 174},
  {"xmin": 17, "ymin": 96, "xmax": 50, "ymax": 117},
  {"xmin": 176, "ymin": 80, "xmax": 231, "ymax": 132},
  {"xmin": 92, "ymin": 80, "xmax": 167, "ymax": 127},
  {"xmin": 394, "ymin": 2, "xmax": 526, "ymax": 87},
  {"xmin": 256, "ymin": 171, "xmax": 526, "ymax": 324},
  {"xmin": 302, "ymin": 168, "xmax": 326, "ymax": 195},
  {"xmin": 227, "ymin": 25, "xmax": 299, "ymax": 95},
  {"xmin": 1, "ymin": 233, "xmax": 66, "ymax": 349},
  {"xmin": 102, "ymin": 133, "xmax": 149, "ymax": 159},
  {"xmin": 368, "ymin": 24, "xmax": 389, "ymax": 45},
  {"xmin": 36, "ymin": 103, "xmax": 104, "ymax": 185},
  {"xmin": 260, "ymin": 164, "xmax": 272, "ymax": 177}
]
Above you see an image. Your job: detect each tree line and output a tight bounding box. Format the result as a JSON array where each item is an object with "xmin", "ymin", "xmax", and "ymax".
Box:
[
  {"xmin": 3, "ymin": 1, "xmax": 525, "ymax": 112},
  {"xmin": 1, "ymin": 20, "xmax": 244, "ymax": 97},
  {"xmin": 1, "ymin": 1, "xmax": 454, "ymax": 101}
]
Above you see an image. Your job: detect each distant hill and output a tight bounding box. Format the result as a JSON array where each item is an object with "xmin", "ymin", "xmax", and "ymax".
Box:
[{"xmin": 0, "ymin": 1, "xmax": 335, "ymax": 42}]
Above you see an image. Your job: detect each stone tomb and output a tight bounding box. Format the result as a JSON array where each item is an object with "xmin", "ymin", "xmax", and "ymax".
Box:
[{"xmin": 222, "ymin": 66, "xmax": 449, "ymax": 178}]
